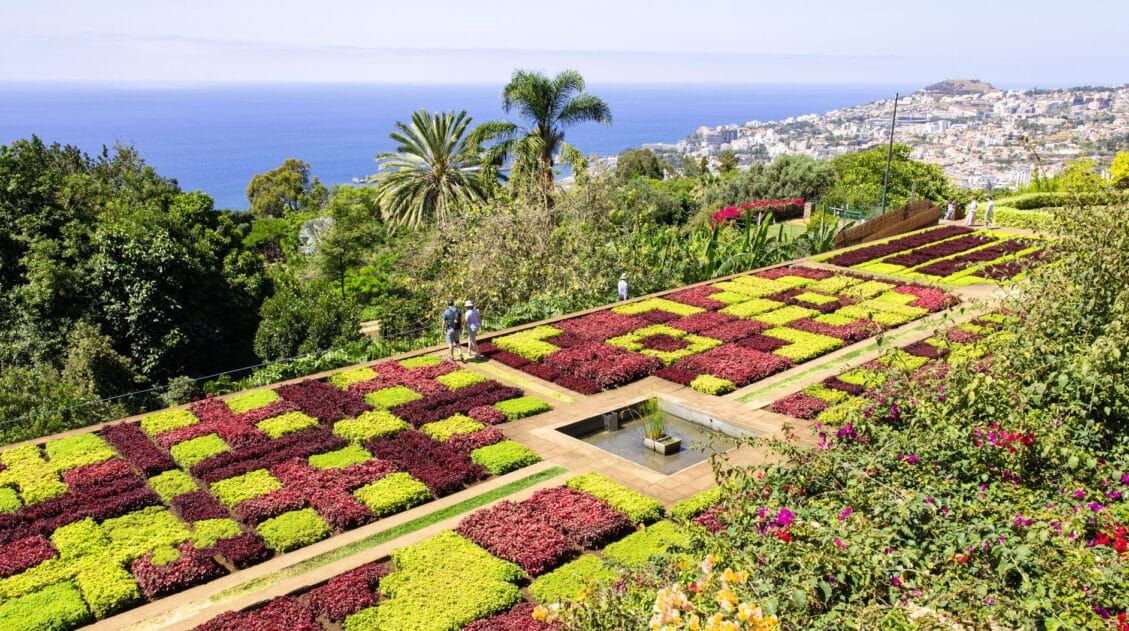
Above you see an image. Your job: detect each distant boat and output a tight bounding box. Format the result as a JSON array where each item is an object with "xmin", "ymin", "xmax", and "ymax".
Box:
[{"xmin": 351, "ymin": 176, "xmax": 372, "ymax": 185}]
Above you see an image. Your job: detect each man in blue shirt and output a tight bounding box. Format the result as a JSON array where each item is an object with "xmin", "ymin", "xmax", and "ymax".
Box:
[{"xmin": 441, "ymin": 300, "xmax": 462, "ymax": 361}]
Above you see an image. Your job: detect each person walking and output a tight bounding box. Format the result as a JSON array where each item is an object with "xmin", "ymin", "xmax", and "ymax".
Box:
[
  {"xmin": 964, "ymin": 199, "xmax": 978, "ymax": 226},
  {"xmin": 945, "ymin": 200, "xmax": 955, "ymax": 221},
  {"xmin": 463, "ymin": 300, "xmax": 480, "ymax": 360},
  {"xmin": 617, "ymin": 273, "xmax": 628, "ymax": 302},
  {"xmin": 984, "ymin": 198, "xmax": 995, "ymax": 228},
  {"xmin": 441, "ymin": 300, "xmax": 463, "ymax": 362}
]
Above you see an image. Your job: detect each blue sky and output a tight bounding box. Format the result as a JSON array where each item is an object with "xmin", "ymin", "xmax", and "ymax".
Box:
[{"xmin": 2, "ymin": 0, "xmax": 1126, "ymax": 86}]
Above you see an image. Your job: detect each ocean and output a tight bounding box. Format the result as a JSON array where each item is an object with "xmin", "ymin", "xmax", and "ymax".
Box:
[{"xmin": 0, "ymin": 83, "xmax": 912, "ymax": 210}]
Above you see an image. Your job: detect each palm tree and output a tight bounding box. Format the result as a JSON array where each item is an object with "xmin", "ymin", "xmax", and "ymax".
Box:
[
  {"xmin": 477, "ymin": 69, "xmax": 612, "ymax": 206},
  {"xmin": 371, "ymin": 109, "xmax": 489, "ymax": 228}
]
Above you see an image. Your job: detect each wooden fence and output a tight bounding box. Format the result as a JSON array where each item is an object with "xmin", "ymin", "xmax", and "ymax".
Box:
[{"xmin": 833, "ymin": 200, "xmax": 940, "ymax": 248}]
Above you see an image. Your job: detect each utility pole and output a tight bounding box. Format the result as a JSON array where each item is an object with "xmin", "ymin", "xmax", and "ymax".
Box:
[{"xmin": 880, "ymin": 92, "xmax": 900, "ymax": 215}]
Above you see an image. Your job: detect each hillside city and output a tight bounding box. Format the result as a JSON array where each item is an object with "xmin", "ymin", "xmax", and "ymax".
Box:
[{"xmin": 640, "ymin": 81, "xmax": 1129, "ymax": 190}]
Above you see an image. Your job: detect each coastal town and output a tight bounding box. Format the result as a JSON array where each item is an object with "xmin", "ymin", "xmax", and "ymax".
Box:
[{"xmin": 643, "ymin": 80, "xmax": 1129, "ymax": 190}]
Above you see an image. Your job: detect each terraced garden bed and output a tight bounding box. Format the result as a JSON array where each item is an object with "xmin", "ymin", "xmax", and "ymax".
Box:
[
  {"xmin": 191, "ymin": 474, "xmax": 691, "ymax": 631},
  {"xmin": 482, "ymin": 265, "xmax": 957, "ymax": 396},
  {"xmin": 818, "ymin": 226, "xmax": 1046, "ymax": 286},
  {"xmin": 767, "ymin": 313, "xmax": 1016, "ymax": 424},
  {"xmin": 0, "ymin": 356, "xmax": 550, "ymax": 630}
]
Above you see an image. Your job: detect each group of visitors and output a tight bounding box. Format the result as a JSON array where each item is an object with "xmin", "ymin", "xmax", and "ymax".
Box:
[
  {"xmin": 441, "ymin": 272, "xmax": 631, "ymax": 363},
  {"xmin": 944, "ymin": 198, "xmax": 995, "ymax": 228},
  {"xmin": 442, "ymin": 299, "xmax": 481, "ymax": 362}
]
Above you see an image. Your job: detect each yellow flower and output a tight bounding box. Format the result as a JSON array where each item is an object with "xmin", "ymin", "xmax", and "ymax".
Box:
[
  {"xmin": 687, "ymin": 614, "xmax": 702, "ymax": 631},
  {"xmin": 716, "ymin": 587, "xmax": 738, "ymax": 611},
  {"xmin": 576, "ymin": 589, "xmax": 590, "ymax": 602},
  {"xmin": 701, "ymin": 553, "xmax": 718, "ymax": 574},
  {"xmin": 531, "ymin": 605, "xmax": 549, "ymax": 622},
  {"xmin": 737, "ymin": 602, "xmax": 764, "ymax": 622},
  {"xmin": 722, "ymin": 568, "xmax": 748, "ymax": 585}
]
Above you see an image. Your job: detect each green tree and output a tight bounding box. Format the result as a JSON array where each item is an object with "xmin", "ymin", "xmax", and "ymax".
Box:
[
  {"xmin": 616, "ymin": 148, "xmax": 665, "ymax": 180},
  {"xmin": 372, "ymin": 109, "xmax": 489, "ymax": 228},
  {"xmin": 246, "ymin": 158, "xmax": 328, "ymax": 217},
  {"xmin": 478, "ymin": 69, "xmax": 612, "ymax": 207},
  {"xmin": 315, "ymin": 186, "xmax": 383, "ymax": 297},
  {"xmin": 716, "ymin": 150, "xmax": 739, "ymax": 174},
  {"xmin": 1111, "ymin": 151, "xmax": 1129, "ymax": 189},
  {"xmin": 703, "ymin": 154, "xmax": 837, "ymax": 211},
  {"xmin": 60, "ymin": 322, "xmax": 139, "ymax": 399},
  {"xmin": 253, "ymin": 278, "xmax": 362, "ymax": 361},
  {"xmin": 1057, "ymin": 156, "xmax": 1104, "ymax": 193},
  {"xmin": 824, "ymin": 144, "xmax": 950, "ymax": 212}
]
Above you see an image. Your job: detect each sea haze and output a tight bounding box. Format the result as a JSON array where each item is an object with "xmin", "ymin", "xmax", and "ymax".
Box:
[{"xmin": 0, "ymin": 83, "xmax": 914, "ymax": 209}]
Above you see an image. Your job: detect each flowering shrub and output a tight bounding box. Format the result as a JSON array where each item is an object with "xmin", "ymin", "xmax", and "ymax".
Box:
[
  {"xmin": 566, "ymin": 473, "xmax": 663, "ymax": 525},
  {"xmin": 470, "ymin": 441, "xmax": 542, "ymax": 475},
  {"xmin": 711, "ymin": 199, "xmax": 805, "ymax": 226},
  {"xmin": 456, "ymin": 500, "xmax": 575, "ymax": 575}
]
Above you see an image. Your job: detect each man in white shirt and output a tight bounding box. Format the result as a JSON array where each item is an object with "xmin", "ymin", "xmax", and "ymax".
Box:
[
  {"xmin": 617, "ymin": 273, "xmax": 628, "ymax": 301},
  {"xmin": 984, "ymin": 199, "xmax": 995, "ymax": 228},
  {"xmin": 964, "ymin": 199, "xmax": 978, "ymax": 226}
]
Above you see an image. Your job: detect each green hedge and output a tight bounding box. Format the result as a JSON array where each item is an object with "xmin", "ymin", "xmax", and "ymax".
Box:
[
  {"xmin": 74, "ymin": 563, "xmax": 140, "ymax": 618},
  {"xmin": 992, "ymin": 207, "xmax": 1056, "ymax": 232},
  {"xmin": 334, "ymin": 410, "xmax": 409, "ymax": 442},
  {"xmin": 308, "ymin": 444, "xmax": 372, "ymax": 469},
  {"xmin": 169, "ymin": 433, "xmax": 229, "ymax": 468},
  {"xmin": 435, "ymin": 369, "xmax": 488, "ymax": 391},
  {"xmin": 210, "ymin": 469, "xmax": 282, "ymax": 508},
  {"xmin": 601, "ymin": 521, "xmax": 689, "ymax": 568},
  {"xmin": 255, "ymin": 411, "xmax": 319, "ymax": 439},
  {"xmin": 192, "ymin": 518, "xmax": 244, "ymax": 548},
  {"xmin": 493, "ymin": 396, "xmax": 551, "ymax": 421},
  {"xmin": 224, "ymin": 389, "xmax": 280, "ymax": 414},
  {"xmin": 256, "ymin": 508, "xmax": 331, "ymax": 552},
  {"xmin": 344, "ymin": 530, "xmax": 522, "ymax": 631},
  {"xmin": 670, "ymin": 487, "xmax": 725, "ymax": 521},
  {"xmin": 0, "ymin": 582, "xmax": 92, "ymax": 630},
  {"xmin": 470, "ymin": 441, "xmax": 541, "ymax": 475},
  {"xmin": 565, "ymin": 473, "xmax": 663, "ymax": 524},
  {"xmin": 420, "ymin": 415, "xmax": 485, "ymax": 441},
  {"xmin": 148, "ymin": 469, "xmax": 199, "ymax": 502},
  {"xmin": 364, "ymin": 385, "xmax": 422, "ymax": 409},
  {"xmin": 43, "ymin": 434, "xmax": 116, "ymax": 472},
  {"xmin": 353, "ymin": 472, "xmax": 431, "ymax": 517},
  {"xmin": 139, "ymin": 409, "xmax": 198, "ymax": 436},
  {"xmin": 528, "ymin": 554, "xmax": 617, "ymax": 603}
]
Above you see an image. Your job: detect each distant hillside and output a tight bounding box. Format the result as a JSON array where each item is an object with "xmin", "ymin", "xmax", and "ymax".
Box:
[{"xmin": 924, "ymin": 79, "xmax": 996, "ymax": 95}]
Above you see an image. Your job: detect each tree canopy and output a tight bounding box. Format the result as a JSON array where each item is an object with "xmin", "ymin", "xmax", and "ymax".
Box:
[{"xmin": 245, "ymin": 158, "xmax": 328, "ymax": 217}]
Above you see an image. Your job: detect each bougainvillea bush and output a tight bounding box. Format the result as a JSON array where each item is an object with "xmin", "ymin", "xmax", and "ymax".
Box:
[
  {"xmin": 0, "ymin": 354, "xmax": 549, "ymax": 629},
  {"xmin": 577, "ymin": 205, "xmax": 1129, "ymax": 629},
  {"xmin": 820, "ymin": 225, "xmax": 1047, "ymax": 285},
  {"xmin": 485, "ymin": 266, "xmax": 956, "ymax": 396}
]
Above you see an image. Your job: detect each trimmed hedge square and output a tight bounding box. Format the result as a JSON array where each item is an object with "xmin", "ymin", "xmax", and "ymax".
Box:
[
  {"xmin": 470, "ymin": 441, "xmax": 541, "ymax": 475},
  {"xmin": 602, "ymin": 521, "xmax": 688, "ymax": 568},
  {"xmin": 363, "ymin": 385, "xmax": 422, "ymax": 409},
  {"xmin": 0, "ymin": 581, "xmax": 92, "ymax": 630},
  {"xmin": 420, "ymin": 415, "xmax": 485, "ymax": 441},
  {"xmin": 256, "ymin": 508, "xmax": 331, "ymax": 552},
  {"xmin": 328, "ymin": 366, "xmax": 378, "ymax": 389},
  {"xmin": 436, "ymin": 369, "xmax": 489, "ymax": 391},
  {"xmin": 353, "ymin": 472, "xmax": 431, "ymax": 517},
  {"xmin": 528, "ymin": 554, "xmax": 617, "ymax": 603},
  {"xmin": 493, "ymin": 396, "xmax": 551, "ymax": 421},
  {"xmin": 308, "ymin": 444, "xmax": 372, "ymax": 469},
  {"xmin": 565, "ymin": 473, "xmax": 663, "ymax": 524},
  {"xmin": 0, "ymin": 487, "xmax": 20, "ymax": 513},
  {"xmin": 192, "ymin": 518, "xmax": 244, "ymax": 548},
  {"xmin": 44, "ymin": 434, "xmax": 116, "ymax": 472},
  {"xmin": 224, "ymin": 389, "xmax": 280, "ymax": 414},
  {"xmin": 210, "ymin": 469, "xmax": 282, "ymax": 508},
  {"xmin": 333, "ymin": 410, "xmax": 409, "ymax": 442},
  {"xmin": 256, "ymin": 411, "xmax": 319, "ymax": 439},
  {"xmin": 169, "ymin": 434, "xmax": 229, "ymax": 469},
  {"xmin": 148, "ymin": 470, "xmax": 199, "ymax": 502},
  {"xmin": 399, "ymin": 354, "xmax": 443, "ymax": 369},
  {"xmin": 139, "ymin": 409, "xmax": 198, "ymax": 437}
]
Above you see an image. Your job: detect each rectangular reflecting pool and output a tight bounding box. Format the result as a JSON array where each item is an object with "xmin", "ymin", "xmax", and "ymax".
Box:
[{"xmin": 557, "ymin": 403, "xmax": 738, "ymax": 475}]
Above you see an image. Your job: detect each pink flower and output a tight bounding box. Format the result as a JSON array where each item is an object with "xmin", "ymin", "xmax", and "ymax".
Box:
[{"xmin": 838, "ymin": 506, "xmax": 853, "ymax": 521}]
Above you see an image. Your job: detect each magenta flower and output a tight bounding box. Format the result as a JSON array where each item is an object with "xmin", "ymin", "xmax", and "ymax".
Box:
[
  {"xmin": 775, "ymin": 508, "xmax": 796, "ymax": 528},
  {"xmin": 838, "ymin": 506, "xmax": 853, "ymax": 521}
]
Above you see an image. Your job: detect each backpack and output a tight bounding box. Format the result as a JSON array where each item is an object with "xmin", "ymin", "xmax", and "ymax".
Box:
[{"xmin": 444, "ymin": 307, "xmax": 461, "ymax": 330}]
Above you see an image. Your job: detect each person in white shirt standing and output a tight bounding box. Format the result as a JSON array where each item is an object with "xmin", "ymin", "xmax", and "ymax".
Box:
[
  {"xmin": 964, "ymin": 199, "xmax": 978, "ymax": 226},
  {"xmin": 617, "ymin": 273, "xmax": 628, "ymax": 301},
  {"xmin": 945, "ymin": 200, "xmax": 955, "ymax": 220},
  {"xmin": 984, "ymin": 199, "xmax": 995, "ymax": 228},
  {"xmin": 463, "ymin": 300, "xmax": 481, "ymax": 360}
]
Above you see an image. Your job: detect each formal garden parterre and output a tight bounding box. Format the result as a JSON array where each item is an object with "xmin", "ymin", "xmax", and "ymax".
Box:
[
  {"xmin": 483, "ymin": 265, "xmax": 957, "ymax": 396},
  {"xmin": 0, "ymin": 355, "xmax": 551, "ymax": 630},
  {"xmin": 191, "ymin": 474, "xmax": 714, "ymax": 631},
  {"xmin": 818, "ymin": 225, "xmax": 1047, "ymax": 286}
]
